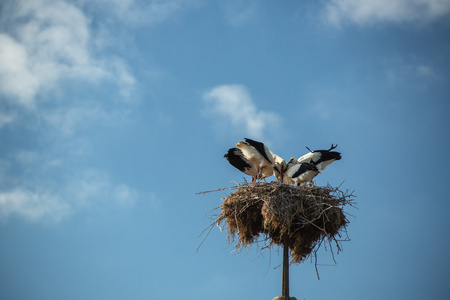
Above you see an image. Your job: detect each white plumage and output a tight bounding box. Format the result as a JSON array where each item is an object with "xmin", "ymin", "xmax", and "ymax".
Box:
[
  {"xmin": 224, "ymin": 139, "xmax": 342, "ymax": 185},
  {"xmin": 232, "ymin": 138, "xmax": 274, "ymax": 181},
  {"xmin": 285, "ymin": 158, "xmax": 319, "ymax": 186},
  {"xmin": 224, "ymin": 148, "xmax": 259, "ymax": 181},
  {"xmin": 297, "ymin": 144, "xmax": 342, "ymax": 173},
  {"xmin": 272, "ymin": 152, "xmax": 287, "ymax": 183}
]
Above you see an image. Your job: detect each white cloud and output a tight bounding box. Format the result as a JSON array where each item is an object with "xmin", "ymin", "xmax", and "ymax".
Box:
[
  {"xmin": 0, "ymin": 166, "xmax": 141, "ymax": 223},
  {"xmin": 65, "ymin": 169, "xmax": 141, "ymax": 210},
  {"xmin": 0, "ymin": 111, "xmax": 16, "ymax": 129},
  {"xmin": 41, "ymin": 105, "xmax": 123, "ymax": 138},
  {"xmin": 383, "ymin": 57, "xmax": 440, "ymax": 88},
  {"xmin": 0, "ymin": 34, "xmax": 40, "ymax": 107},
  {"xmin": 324, "ymin": 0, "xmax": 450, "ymax": 26},
  {"xmin": 0, "ymin": 0, "xmax": 174, "ymax": 224},
  {"xmin": 203, "ymin": 84, "xmax": 282, "ymax": 142},
  {"xmin": 0, "ymin": 0, "xmax": 135, "ymax": 108},
  {"xmin": 415, "ymin": 64, "xmax": 437, "ymax": 79},
  {"xmin": 0, "ymin": 189, "xmax": 71, "ymax": 223}
]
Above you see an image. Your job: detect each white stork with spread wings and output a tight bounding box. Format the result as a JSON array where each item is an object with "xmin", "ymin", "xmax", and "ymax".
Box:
[
  {"xmin": 297, "ymin": 144, "xmax": 342, "ymax": 184},
  {"xmin": 225, "ymin": 138, "xmax": 274, "ymax": 182},
  {"xmin": 297, "ymin": 144, "xmax": 342, "ymax": 172},
  {"xmin": 236, "ymin": 138, "xmax": 274, "ymax": 180},
  {"xmin": 224, "ymin": 148, "xmax": 259, "ymax": 182}
]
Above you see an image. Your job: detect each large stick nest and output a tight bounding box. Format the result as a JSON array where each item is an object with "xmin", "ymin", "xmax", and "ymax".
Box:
[{"xmin": 212, "ymin": 182, "xmax": 355, "ymax": 264}]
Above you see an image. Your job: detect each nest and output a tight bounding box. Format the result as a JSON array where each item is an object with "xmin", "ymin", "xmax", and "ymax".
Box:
[{"xmin": 211, "ymin": 182, "xmax": 355, "ymax": 264}]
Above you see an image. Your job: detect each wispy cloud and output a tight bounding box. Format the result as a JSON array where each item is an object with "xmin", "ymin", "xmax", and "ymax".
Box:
[
  {"xmin": 0, "ymin": 0, "xmax": 174, "ymax": 223},
  {"xmin": 324, "ymin": 0, "xmax": 450, "ymax": 26},
  {"xmin": 64, "ymin": 168, "xmax": 142, "ymax": 211},
  {"xmin": 0, "ymin": 0, "xmax": 135, "ymax": 109},
  {"xmin": 0, "ymin": 154, "xmax": 142, "ymax": 223},
  {"xmin": 0, "ymin": 189, "xmax": 71, "ymax": 223},
  {"xmin": 82, "ymin": 0, "xmax": 194, "ymax": 26},
  {"xmin": 0, "ymin": 33, "xmax": 40, "ymax": 107},
  {"xmin": 0, "ymin": 181, "xmax": 141, "ymax": 224},
  {"xmin": 304, "ymin": 88, "xmax": 365, "ymax": 123},
  {"xmin": 0, "ymin": 110, "xmax": 16, "ymax": 129},
  {"xmin": 202, "ymin": 84, "xmax": 282, "ymax": 143},
  {"xmin": 383, "ymin": 57, "xmax": 440, "ymax": 88}
]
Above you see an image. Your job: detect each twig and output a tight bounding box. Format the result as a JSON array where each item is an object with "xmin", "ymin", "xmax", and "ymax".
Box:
[{"xmin": 196, "ymin": 185, "xmax": 238, "ymax": 195}]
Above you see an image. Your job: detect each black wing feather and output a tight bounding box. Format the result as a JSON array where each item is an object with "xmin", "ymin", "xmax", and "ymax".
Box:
[
  {"xmin": 292, "ymin": 163, "xmax": 318, "ymax": 178},
  {"xmin": 312, "ymin": 151, "xmax": 341, "ymax": 165},
  {"xmin": 244, "ymin": 138, "xmax": 272, "ymax": 163},
  {"xmin": 224, "ymin": 148, "xmax": 253, "ymax": 173}
]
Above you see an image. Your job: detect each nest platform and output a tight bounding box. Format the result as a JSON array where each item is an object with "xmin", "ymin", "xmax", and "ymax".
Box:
[{"xmin": 214, "ymin": 182, "xmax": 354, "ymax": 263}]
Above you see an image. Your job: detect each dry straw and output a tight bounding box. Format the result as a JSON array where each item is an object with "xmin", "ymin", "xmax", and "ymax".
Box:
[{"xmin": 200, "ymin": 182, "xmax": 356, "ymax": 266}]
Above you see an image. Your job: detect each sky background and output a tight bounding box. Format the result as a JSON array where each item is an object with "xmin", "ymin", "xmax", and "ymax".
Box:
[{"xmin": 1, "ymin": 0, "xmax": 450, "ymax": 299}]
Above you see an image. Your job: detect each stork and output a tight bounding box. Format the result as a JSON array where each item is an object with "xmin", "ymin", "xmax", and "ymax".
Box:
[
  {"xmin": 297, "ymin": 144, "xmax": 342, "ymax": 172},
  {"xmin": 272, "ymin": 152, "xmax": 287, "ymax": 183},
  {"xmin": 235, "ymin": 138, "xmax": 274, "ymax": 181},
  {"xmin": 285, "ymin": 158, "xmax": 319, "ymax": 186},
  {"xmin": 224, "ymin": 148, "xmax": 259, "ymax": 182},
  {"xmin": 296, "ymin": 144, "xmax": 341, "ymax": 185},
  {"xmin": 282, "ymin": 157, "xmax": 298, "ymax": 185}
]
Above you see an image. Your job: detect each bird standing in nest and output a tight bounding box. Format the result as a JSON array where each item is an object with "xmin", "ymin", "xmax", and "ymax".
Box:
[
  {"xmin": 224, "ymin": 147, "xmax": 259, "ymax": 182},
  {"xmin": 225, "ymin": 138, "xmax": 274, "ymax": 182},
  {"xmin": 272, "ymin": 152, "xmax": 287, "ymax": 183},
  {"xmin": 284, "ymin": 157, "xmax": 319, "ymax": 186}
]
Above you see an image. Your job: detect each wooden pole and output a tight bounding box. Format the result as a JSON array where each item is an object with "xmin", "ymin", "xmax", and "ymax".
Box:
[{"xmin": 282, "ymin": 235, "xmax": 289, "ymax": 300}]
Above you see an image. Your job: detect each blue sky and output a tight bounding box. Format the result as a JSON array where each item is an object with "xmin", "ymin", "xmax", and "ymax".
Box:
[{"xmin": 1, "ymin": 0, "xmax": 449, "ymax": 299}]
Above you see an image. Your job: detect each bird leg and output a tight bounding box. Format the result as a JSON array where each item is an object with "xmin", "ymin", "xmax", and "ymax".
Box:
[{"xmin": 257, "ymin": 169, "xmax": 263, "ymax": 182}]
